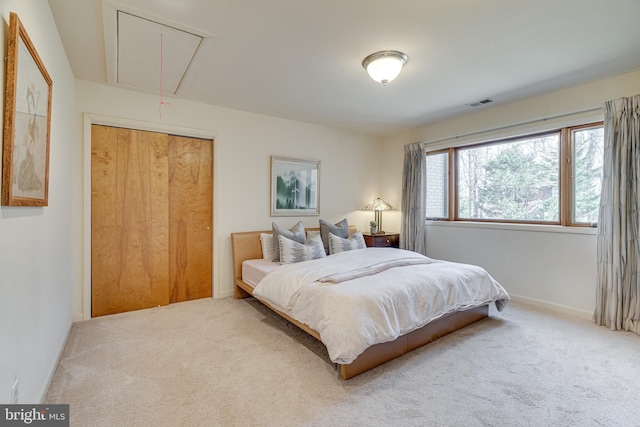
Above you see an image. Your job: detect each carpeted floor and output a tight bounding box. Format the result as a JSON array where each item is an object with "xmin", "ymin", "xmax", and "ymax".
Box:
[{"xmin": 45, "ymin": 297, "xmax": 640, "ymax": 426}]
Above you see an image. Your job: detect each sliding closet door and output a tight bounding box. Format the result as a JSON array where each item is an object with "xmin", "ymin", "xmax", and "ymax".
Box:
[
  {"xmin": 91, "ymin": 126, "xmax": 213, "ymax": 317},
  {"xmin": 168, "ymin": 135, "xmax": 213, "ymax": 302},
  {"xmin": 91, "ymin": 125, "xmax": 170, "ymax": 317}
]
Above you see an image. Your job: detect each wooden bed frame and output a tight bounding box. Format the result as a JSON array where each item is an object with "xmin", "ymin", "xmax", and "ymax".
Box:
[{"xmin": 231, "ymin": 228, "xmax": 489, "ymax": 379}]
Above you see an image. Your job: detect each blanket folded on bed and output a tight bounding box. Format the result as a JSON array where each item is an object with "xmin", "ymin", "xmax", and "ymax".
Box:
[
  {"xmin": 254, "ymin": 248, "xmax": 427, "ymax": 309},
  {"xmin": 318, "ymin": 258, "xmax": 434, "ymax": 284}
]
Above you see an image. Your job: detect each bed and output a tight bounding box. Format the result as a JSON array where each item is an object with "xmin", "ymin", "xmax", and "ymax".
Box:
[{"xmin": 231, "ymin": 227, "xmax": 509, "ymax": 379}]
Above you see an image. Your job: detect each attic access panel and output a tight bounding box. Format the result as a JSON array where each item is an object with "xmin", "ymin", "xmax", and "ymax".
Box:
[{"xmin": 116, "ymin": 11, "xmax": 202, "ymax": 94}]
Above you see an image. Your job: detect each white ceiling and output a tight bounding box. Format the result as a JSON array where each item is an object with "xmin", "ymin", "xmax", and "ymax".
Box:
[{"xmin": 48, "ymin": 0, "xmax": 640, "ymax": 137}]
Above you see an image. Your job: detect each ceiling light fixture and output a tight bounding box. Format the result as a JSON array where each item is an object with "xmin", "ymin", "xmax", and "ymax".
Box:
[{"xmin": 362, "ymin": 50, "xmax": 408, "ymax": 85}]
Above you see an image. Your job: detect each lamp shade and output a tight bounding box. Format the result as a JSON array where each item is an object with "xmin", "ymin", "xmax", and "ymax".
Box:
[
  {"xmin": 362, "ymin": 197, "xmax": 395, "ymax": 212},
  {"xmin": 362, "ymin": 51, "xmax": 408, "ymax": 85}
]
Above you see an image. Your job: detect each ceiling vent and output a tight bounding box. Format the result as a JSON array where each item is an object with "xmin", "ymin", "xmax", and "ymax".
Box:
[{"xmin": 466, "ymin": 98, "xmax": 493, "ymax": 108}]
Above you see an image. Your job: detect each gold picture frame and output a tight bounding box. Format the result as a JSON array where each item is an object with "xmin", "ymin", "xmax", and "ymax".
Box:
[{"xmin": 1, "ymin": 12, "xmax": 53, "ymax": 206}]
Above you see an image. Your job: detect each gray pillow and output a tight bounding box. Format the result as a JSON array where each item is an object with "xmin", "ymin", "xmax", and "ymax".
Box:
[
  {"xmin": 328, "ymin": 231, "xmax": 366, "ymax": 254},
  {"xmin": 279, "ymin": 234, "xmax": 326, "ymax": 264},
  {"xmin": 319, "ymin": 218, "xmax": 348, "ymax": 255},
  {"xmin": 272, "ymin": 221, "xmax": 306, "ymax": 262}
]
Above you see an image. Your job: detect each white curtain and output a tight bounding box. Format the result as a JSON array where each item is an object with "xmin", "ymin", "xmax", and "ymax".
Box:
[
  {"xmin": 594, "ymin": 94, "xmax": 640, "ymax": 334},
  {"xmin": 400, "ymin": 142, "xmax": 427, "ymax": 254}
]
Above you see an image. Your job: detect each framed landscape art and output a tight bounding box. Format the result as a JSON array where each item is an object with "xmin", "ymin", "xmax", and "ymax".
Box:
[
  {"xmin": 271, "ymin": 156, "xmax": 320, "ymax": 216},
  {"xmin": 1, "ymin": 12, "xmax": 53, "ymax": 206}
]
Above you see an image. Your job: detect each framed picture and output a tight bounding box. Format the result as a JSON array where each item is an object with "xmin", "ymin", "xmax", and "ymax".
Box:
[
  {"xmin": 1, "ymin": 12, "xmax": 53, "ymax": 206},
  {"xmin": 271, "ymin": 156, "xmax": 320, "ymax": 216}
]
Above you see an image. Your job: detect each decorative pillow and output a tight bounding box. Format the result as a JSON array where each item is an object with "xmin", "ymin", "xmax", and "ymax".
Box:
[
  {"xmin": 306, "ymin": 230, "xmax": 320, "ymax": 239},
  {"xmin": 260, "ymin": 233, "xmax": 274, "ymax": 260},
  {"xmin": 328, "ymin": 231, "xmax": 366, "ymax": 254},
  {"xmin": 319, "ymin": 218, "xmax": 349, "ymax": 255},
  {"xmin": 279, "ymin": 234, "xmax": 326, "ymax": 264},
  {"xmin": 272, "ymin": 221, "xmax": 306, "ymax": 262}
]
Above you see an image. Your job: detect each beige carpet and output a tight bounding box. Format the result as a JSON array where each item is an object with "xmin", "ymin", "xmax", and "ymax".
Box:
[{"xmin": 45, "ymin": 297, "xmax": 640, "ymax": 426}]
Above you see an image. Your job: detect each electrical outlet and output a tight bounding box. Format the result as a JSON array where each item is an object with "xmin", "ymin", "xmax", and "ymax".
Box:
[{"xmin": 11, "ymin": 379, "xmax": 18, "ymax": 404}]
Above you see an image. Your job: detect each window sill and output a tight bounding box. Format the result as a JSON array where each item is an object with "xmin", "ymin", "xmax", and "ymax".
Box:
[{"xmin": 425, "ymin": 220, "xmax": 597, "ymax": 236}]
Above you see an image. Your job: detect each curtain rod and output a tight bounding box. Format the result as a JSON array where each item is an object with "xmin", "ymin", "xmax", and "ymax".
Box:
[{"xmin": 419, "ymin": 106, "xmax": 602, "ymax": 147}]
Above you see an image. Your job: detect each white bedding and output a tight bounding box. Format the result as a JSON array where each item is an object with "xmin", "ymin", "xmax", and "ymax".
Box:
[
  {"xmin": 253, "ymin": 248, "xmax": 510, "ymax": 364},
  {"xmin": 242, "ymin": 259, "xmax": 280, "ymax": 288}
]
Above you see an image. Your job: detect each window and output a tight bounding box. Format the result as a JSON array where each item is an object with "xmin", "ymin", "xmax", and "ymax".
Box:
[
  {"xmin": 457, "ymin": 133, "xmax": 560, "ymax": 222},
  {"xmin": 425, "ymin": 122, "xmax": 604, "ymax": 226},
  {"xmin": 426, "ymin": 151, "xmax": 449, "ymax": 219},
  {"xmin": 571, "ymin": 125, "xmax": 604, "ymax": 224}
]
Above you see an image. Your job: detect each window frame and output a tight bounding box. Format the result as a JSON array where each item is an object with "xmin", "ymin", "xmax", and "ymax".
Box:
[
  {"xmin": 426, "ymin": 121, "xmax": 603, "ymax": 227},
  {"xmin": 566, "ymin": 123, "xmax": 604, "ymax": 227}
]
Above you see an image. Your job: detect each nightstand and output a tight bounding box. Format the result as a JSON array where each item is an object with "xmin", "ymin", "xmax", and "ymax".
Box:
[{"xmin": 363, "ymin": 232, "xmax": 400, "ymax": 248}]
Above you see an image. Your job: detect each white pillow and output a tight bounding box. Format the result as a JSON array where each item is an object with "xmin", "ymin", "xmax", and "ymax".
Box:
[
  {"xmin": 306, "ymin": 230, "xmax": 320, "ymax": 239},
  {"xmin": 260, "ymin": 233, "xmax": 274, "ymax": 260},
  {"xmin": 279, "ymin": 233, "xmax": 326, "ymax": 264},
  {"xmin": 328, "ymin": 231, "xmax": 366, "ymax": 254}
]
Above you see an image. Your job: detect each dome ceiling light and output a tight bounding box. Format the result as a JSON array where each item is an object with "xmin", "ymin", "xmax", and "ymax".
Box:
[{"xmin": 362, "ymin": 50, "xmax": 408, "ymax": 85}]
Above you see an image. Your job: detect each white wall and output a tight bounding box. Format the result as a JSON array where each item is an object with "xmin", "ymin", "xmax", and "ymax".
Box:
[
  {"xmin": 381, "ymin": 70, "xmax": 640, "ymax": 317},
  {"xmin": 425, "ymin": 223, "xmax": 597, "ymax": 316},
  {"xmin": 75, "ymin": 79, "xmax": 382, "ymax": 318},
  {"xmin": 0, "ymin": 0, "xmax": 77, "ymax": 403}
]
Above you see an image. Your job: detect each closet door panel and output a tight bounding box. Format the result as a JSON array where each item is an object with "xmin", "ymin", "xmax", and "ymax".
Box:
[
  {"xmin": 168, "ymin": 135, "xmax": 213, "ymax": 302},
  {"xmin": 91, "ymin": 125, "xmax": 170, "ymax": 316}
]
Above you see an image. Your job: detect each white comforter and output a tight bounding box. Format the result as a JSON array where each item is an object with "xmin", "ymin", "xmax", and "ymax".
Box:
[{"xmin": 253, "ymin": 248, "xmax": 509, "ymax": 364}]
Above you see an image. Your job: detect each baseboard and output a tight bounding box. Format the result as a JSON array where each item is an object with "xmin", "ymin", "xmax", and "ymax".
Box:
[
  {"xmin": 218, "ymin": 289, "xmax": 235, "ymax": 299},
  {"xmin": 509, "ymin": 294, "xmax": 593, "ymax": 320},
  {"xmin": 38, "ymin": 316, "xmax": 73, "ymax": 403}
]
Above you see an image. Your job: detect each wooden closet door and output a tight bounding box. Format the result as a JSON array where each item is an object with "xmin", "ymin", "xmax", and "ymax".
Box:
[
  {"xmin": 91, "ymin": 125, "xmax": 170, "ymax": 317},
  {"xmin": 168, "ymin": 135, "xmax": 213, "ymax": 302}
]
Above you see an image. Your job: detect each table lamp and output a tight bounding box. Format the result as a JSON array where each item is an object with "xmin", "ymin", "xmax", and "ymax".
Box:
[{"xmin": 362, "ymin": 197, "xmax": 395, "ymax": 234}]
